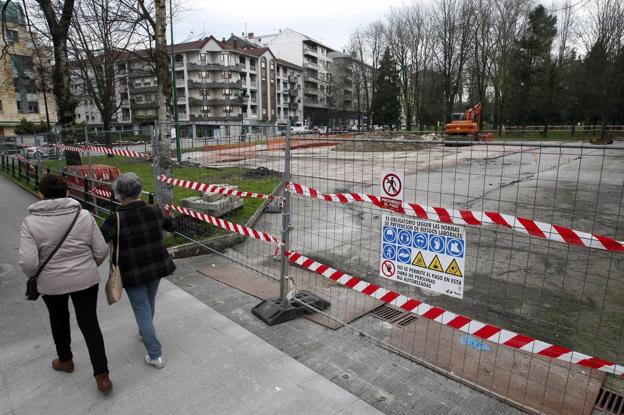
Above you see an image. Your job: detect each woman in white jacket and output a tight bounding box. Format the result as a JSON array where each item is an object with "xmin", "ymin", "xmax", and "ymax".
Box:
[{"xmin": 19, "ymin": 174, "xmax": 112, "ymax": 394}]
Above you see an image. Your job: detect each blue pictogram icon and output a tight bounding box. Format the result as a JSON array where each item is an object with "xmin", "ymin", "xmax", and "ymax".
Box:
[
  {"xmin": 398, "ymin": 230, "xmax": 412, "ymax": 246},
  {"xmin": 413, "ymin": 232, "xmax": 428, "ymax": 249},
  {"xmin": 429, "ymin": 235, "xmax": 445, "ymax": 253},
  {"xmin": 446, "ymin": 238, "xmax": 464, "ymax": 257},
  {"xmin": 383, "ymin": 227, "xmax": 397, "ymax": 243},
  {"xmin": 383, "ymin": 244, "xmax": 397, "ymax": 260},
  {"xmin": 397, "ymin": 247, "xmax": 412, "ymax": 264}
]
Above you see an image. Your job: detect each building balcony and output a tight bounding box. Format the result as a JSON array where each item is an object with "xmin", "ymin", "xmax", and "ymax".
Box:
[
  {"xmin": 288, "ymin": 102, "xmax": 298, "ymax": 111},
  {"xmin": 303, "ymin": 61, "xmax": 318, "ymax": 69},
  {"xmin": 249, "ymin": 66, "xmax": 257, "ymax": 72},
  {"xmin": 249, "ymin": 81, "xmax": 257, "ymax": 89},
  {"xmin": 189, "ymin": 97, "xmax": 240, "ymax": 107},
  {"xmin": 131, "ymin": 101, "xmax": 158, "ymax": 109},
  {"xmin": 175, "ymin": 61, "xmax": 184, "ymax": 68},
  {"xmin": 304, "ymin": 100, "xmax": 326, "ymax": 108},
  {"xmin": 250, "ymin": 97, "xmax": 257, "ymax": 104},
  {"xmin": 177, "ymin": 96, "xmax": 187, "ymax": 103},
  {"xmin": 128, "ymin": 70, "xmax": 154, "ymax": 79},
  {"xmin": 304, "ymin": 87, "xmax": 317, "ymax": 95},
  {"xmin": 189, "ymin": 114, "xmax": 242, "ymax": 122},
  {"xmin": 288, "ymin": 88, "xmax": 298, "ymax": 97},
  {"xmin": 187, "ymin": 80, "xmax": 242, "ymax": 89},
  {"xmin": 288, "ymin": 75, "xmax": 299, "ymax": 84},
  {"xmin": 187, "ymin": 62, "xmax": 241, "ymax": 72},
  {"xmin": 303, "ymin": 74, "xmax": 318, "ymax": 82},
  {"xmin": 303, "ymin": 46, "xmax": 318, "ymax": 56},
  {"xmin": 129, "ymin": 85, "xmax": 159, "ymax": 93},
  {"xmin": 133, "ymin": 114, "xmax": 157, "ymax": 122}
]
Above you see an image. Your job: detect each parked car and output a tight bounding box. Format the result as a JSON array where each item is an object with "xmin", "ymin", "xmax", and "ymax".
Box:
[{"xmin": 291, "ymin": 122, "xmax": 309, "ymax": 134}]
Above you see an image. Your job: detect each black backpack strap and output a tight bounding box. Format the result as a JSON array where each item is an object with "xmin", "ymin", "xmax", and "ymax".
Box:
[{"xmin": 33, "ymin": 208, "xmax": 81, "ymax": 279}]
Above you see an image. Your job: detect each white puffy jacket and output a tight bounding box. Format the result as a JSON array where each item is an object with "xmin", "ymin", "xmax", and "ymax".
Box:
[{"xmin": 19, "ymin": 198, "xmax": 108, "ymax": 295}]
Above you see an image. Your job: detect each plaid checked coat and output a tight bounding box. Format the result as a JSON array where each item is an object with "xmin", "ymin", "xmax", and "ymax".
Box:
[{"xmin": 100, "ymin": 201, "xmax": 176, "ymax": 288}]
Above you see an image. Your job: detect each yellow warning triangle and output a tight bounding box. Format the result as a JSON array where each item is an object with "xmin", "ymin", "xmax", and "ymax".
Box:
[
  {"xmin": 445, "ymin": 258, "xmax": 463, "ymax": 277},
  {"xmin": 428, "ymin": 255, "xmax": 444, "ymax": 272},
  {"xmin": 412, "ymin": 251, "xmax": 426, "ymax": 268}
]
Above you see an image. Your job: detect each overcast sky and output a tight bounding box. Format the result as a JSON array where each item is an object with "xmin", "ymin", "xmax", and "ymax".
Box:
[{"xmin": 174, "ymin": 0, "xmax": 407, "ymax": 51}]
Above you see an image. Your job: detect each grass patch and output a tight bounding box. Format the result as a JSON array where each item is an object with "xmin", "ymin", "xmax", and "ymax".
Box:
[{"xmin": 42, "ymin": 156, "xmax": 281, "ymax": 240}]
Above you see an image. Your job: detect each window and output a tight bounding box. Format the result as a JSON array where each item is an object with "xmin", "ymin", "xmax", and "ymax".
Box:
[
  {"xmin": 200, "ymin": 53, "xmax": 207, "ymax": 62},
  {"xmin": 144, "ymin": 81, "xmax": 151, "ymax": 87},
  {"xmin": 223, "ymin": 88, "xmax": 231, "ymax": 96},
  {"xmin": 270, "ymin": 63, "xmax": 274, "ymax": 70},
  {"xmin": 262, "ymin": 108, "xmax": 267, "ymax": 115},
  {"xmin": 202, "ymin": 105, "xmax": 210, "ymax": 112},
  {"xmin": 271, "ymin": 109, "xmax": 275, "ymax": 116},
  {"xmin": 261, "ymin": 61, "xmax": 266, "ymax": 69},
  {"xmin": 28, "ymin": 101, "xmax": 39, "ymax": 113},
  {"xmin": 201, "ymin": 88, "xmax": 208, "ymax": 96},
  {"xmin": 0, "ymin": 100, "xmax": 3, "ymax": 113},
  {"xmin": 224, "ymin": 105, "xmax": 232, "ymax": 112},
  {"xmin": 7, "ymin": 30, "xmax": 18, "ymax": 45},
  {"xmin": 200, "ymin": 71, "xmax": 207, "ymax": 79},
  {"xmin": 136, "ymin": 96, "xmax": 143, "ymax": 102},
  {"xmin": 222, "ymin": 71, "xmax": 231, "ymax": 80}
]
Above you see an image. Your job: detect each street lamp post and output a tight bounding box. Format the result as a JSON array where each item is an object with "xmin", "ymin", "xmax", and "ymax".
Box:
[{"xmin": 169, "ymin": 0, "xmax": 181, "ymax": 162}]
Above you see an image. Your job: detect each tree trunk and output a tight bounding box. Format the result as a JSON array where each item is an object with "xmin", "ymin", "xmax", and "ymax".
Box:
[{"xmin": 153, "ymin": 0, "xmax": 172, "ymax": 204}]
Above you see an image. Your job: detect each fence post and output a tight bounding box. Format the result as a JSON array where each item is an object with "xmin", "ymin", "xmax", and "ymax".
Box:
[
  {"xmin": 11, "ymin": 157, "xmax": 15, "ymax": 177},
  {"xmin": 34, "ymin": 164, "xmax": 39, "ymax": 190},
  {"xmin": 278, "ymin": 119, "xmax": 292, "ymax": 302},
  {"xmin": 83, "ymin": 174, "xmax": 89, "ymax": 209},
  {"xmin": 17, "ymin": 158, "xmax": 22, "ymax": 180},
  {"xmin": 1, "ymin": 154, "xmax": 4, "ymax": 171}
]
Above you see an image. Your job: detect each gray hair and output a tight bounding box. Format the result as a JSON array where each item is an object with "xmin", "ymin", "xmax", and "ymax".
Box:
[{"xmin": 113, "ymin": 172, "xmax": 143, "ymax": 200}]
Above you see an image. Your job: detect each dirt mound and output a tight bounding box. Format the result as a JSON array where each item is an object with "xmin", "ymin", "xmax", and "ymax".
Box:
[
  {"xmin": 243, "ymin": 166, "xmax": 281, "ymax": 179},
  {"xmin": 333, "ymin": 138, "xmax": 435, "ymax": 152}
]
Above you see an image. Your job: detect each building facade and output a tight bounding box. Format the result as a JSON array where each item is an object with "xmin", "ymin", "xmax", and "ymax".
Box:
[
  {"xmin": 74, "ymin": 36, "xmax": 303, "ymax": 138},
  {"xmin": 0, "ymin": 1, "xmax": 57, "ymax": 137},
  {"xmin": 248, "ymin": 28, "xmax": 359, "ymax": 127}
]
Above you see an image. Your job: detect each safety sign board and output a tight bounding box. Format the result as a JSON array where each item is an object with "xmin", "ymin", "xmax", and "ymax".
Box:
[
  {"xmin": 380, "ymin": 213, "xmax": 466, "ymax": 299},
  {"xmin": 380, "ymin": 170, "xmax": 404, "ymax": 211}
]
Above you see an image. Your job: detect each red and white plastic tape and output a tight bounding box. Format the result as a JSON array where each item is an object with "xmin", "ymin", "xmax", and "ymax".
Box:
[
  {"xmin": 159, "ymin": 175, "xmax": 278, "ymax": 200},
  {"xmin": 286, "ymin": 250, "xmax": 624, "ymax": 377},
  {"xmin": 164, "ymin": 204, "xmax": 281, "ymax": 247},
  {"xmin": 158, "ymin": 196, "xmax": 623, "ymax": 377},
  {"xmin": 56, "ymin": 144, "xmax": 152, "ymax": 159},
  {"xmin": 287, "ymin": 182, "xmax": 624, "ymax": 253}
]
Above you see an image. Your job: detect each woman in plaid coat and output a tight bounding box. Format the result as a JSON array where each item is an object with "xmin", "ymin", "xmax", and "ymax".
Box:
[{"xmin": 100, "ymin": 173, "xmax": 176, "ymax": 369}]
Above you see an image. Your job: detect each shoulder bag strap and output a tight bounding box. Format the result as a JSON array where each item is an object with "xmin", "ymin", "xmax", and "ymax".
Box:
[
  {"xmin": 33, "ymin": 208, "xmax": 81, "ymax": 278},
  {"xmin": 115, "ymin": 212, "xmax": 120, "ymax": 265}
]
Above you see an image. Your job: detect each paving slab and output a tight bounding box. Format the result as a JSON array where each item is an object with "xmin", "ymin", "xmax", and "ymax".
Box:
[{"xmin": 0, "ymin": 175, "xmax": 382, "ymax": 415}]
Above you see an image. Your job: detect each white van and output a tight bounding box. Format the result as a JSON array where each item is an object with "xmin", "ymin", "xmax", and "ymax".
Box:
[{"xmin": 291, "ymin": 122, "xmax": 309, "ymax": 134}]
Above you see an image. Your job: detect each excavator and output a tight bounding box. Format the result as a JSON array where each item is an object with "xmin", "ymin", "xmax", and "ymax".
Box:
[{"xmin": 445, "ymin": 103, "xmax": 493, "ymax": 143}]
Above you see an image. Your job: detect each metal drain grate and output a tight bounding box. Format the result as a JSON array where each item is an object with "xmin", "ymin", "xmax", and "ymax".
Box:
[
  {"xmin": 395, "ymin": 314, "xmax": 418, "ymax": 327},
  {"xmin": 595, "ymin": 388, "xmax": 624, "ymax": 414},
  {"xmin": 370, "ymin": 304, "xmax": 404, "ymax": 323}
]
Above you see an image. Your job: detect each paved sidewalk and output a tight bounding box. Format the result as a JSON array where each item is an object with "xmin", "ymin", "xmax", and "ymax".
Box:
[{"xmin": 0, "ymin": 175, "xmax": 382, "ymax": 415}]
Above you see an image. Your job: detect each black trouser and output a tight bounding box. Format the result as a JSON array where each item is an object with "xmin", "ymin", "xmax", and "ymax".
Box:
[{"xmin": 42, "ymin": 284, "xmax": 108, "ymax": 376}]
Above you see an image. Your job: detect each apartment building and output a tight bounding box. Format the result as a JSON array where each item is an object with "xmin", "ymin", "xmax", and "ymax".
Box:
[
  {"xmin": 75, "ymin": 36, "xmax": 303, "ymax": 138},
  {"xmin": 248, "ymin": 28, "xmax": 359, "ymax": 127},
  {"xmin": 0, "ymin": 1, "xmax": 57, "ymax": 137}
]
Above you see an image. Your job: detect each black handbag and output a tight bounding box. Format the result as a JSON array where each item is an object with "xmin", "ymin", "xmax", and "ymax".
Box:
[{"xmin": 26, "ymin": 209, "xmax": 81, "ymax": 301}]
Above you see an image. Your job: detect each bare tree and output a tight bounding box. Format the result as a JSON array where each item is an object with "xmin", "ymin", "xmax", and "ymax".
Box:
[
  {"xmin": 348, "ymin": 29, "xmax": 372, "ymax": 128},
  {"xmin": 489, "ymin": 0, "xmax": 530, "ymax": 131},
  {"xmin": 386, "ymin": 7, "xmax": 414, "ymax": 130},
  {"xmin": 432, "ymin": 0, "xmax": 475, "ymax": 120},
  {"xmin": 33, "ymin": 0, "xmax": 77, "ymax": 128},
  {"xmin": 69, "ymin": 0, "xmax": 136, "ymax": 146}
]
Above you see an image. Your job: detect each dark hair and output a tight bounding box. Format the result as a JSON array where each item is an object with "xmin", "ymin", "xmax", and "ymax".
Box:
[{"xmin": 39, "ymin": 174, "xmax": 68, "ymax": 199}]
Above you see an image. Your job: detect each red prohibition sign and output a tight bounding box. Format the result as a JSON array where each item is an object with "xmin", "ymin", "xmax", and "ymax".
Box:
[
  {"xmin": 382, "ymin": 173, "xmax": 402, "ymax": 197},
  {"xmin": 382, "ymin": 260, "xmax": 396, "ymax": 277}
]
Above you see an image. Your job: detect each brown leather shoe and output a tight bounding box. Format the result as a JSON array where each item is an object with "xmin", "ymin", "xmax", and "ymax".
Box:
[
  {"xmin": 95, "ymin": 373, "xmax": 112, "ymax": 395},
  {"xmin": 52, "ymin": 358, "xmax": 74, "ymax": 373}
]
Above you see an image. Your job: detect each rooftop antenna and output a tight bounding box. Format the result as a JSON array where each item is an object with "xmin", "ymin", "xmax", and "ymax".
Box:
[{"xmin": 245, "ymin": 22, "xmax": 247, "ymax": 36}]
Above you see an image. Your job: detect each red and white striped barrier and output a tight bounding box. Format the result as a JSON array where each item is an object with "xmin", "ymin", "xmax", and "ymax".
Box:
[
  {"xmin": 164, "ymin": 204, "xmax": 281, "ymax": 246},
  {"xmin": 287, "ymin": 250, "xmax": 624, "ymax": 377},
  {"xmin": 287, "ymin": 182, "xmax": 624, "ymax": 253},
  {"xmin": 157, "ymin": 192, "xmax": 624, "ymax": 378},
  {"xmin": 159, "ymin": 175, "xmax": 278, "ymax": 200},
  {"xmin": 57, "ymin": 144, "xmax": 153, "ymax": 159}
]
